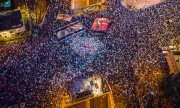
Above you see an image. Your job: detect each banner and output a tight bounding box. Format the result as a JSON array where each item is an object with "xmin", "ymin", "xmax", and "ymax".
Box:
[
  {"xmin": 166, "ymin": 51, "xmax": 179, "ymax": 74},
  {"xmin": 54, "ymin": 21, "xmax": 84, "ymax": 39},
  {"xmin": 56, "ymin": 14, "xmax": 72, "ymax": 22}
]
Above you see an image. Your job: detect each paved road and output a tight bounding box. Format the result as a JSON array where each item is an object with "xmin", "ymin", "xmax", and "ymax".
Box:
[{"xmin": 0, "ymin": 0, "xmax": 179, "ymax": 107}]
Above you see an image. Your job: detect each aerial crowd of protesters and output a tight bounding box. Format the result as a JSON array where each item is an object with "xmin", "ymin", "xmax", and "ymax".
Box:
[{"xmin": 0, "ymin": 0, "xmax": 179, "ymax": 107}]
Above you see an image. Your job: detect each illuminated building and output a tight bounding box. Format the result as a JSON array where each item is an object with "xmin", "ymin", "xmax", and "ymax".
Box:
[
  {"xmin": 0, "ymin": 0, "xmax": 26, "ymax": 41},
  {"xmin": 71, "ymin": 0, "xmax": 106, "ymax": 9},
  {"xmin": 71, "ymin": 0, "xmax": 107, "ymax": 15},
  {"xmin": 0, "ymin": 10, "xmax": 26, "ymax": 40}
]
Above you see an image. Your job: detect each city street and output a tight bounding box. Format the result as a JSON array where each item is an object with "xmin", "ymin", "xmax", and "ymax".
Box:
[{"xmin": 0, "ymin": 0, "xmax": 179, "ymax": 108}]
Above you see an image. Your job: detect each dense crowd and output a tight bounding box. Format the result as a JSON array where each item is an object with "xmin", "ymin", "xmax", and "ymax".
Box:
[{"xmin": 0, "ymin": 0, "xmax": 179, "ymax": 107}]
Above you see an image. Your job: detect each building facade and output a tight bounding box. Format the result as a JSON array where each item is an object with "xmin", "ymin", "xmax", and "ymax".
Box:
[{"xmin": 71, "ymin": 0, "xmax": 106, "ymax": 9}]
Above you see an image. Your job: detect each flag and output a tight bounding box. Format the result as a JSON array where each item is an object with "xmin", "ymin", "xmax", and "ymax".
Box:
[
  {"xmin": 91, "ymin": 18, "xmax": 112, "ymax": 31},
  {"xmin": 55, "ymin": 21, "xmax": 84, "ymax": 39}
]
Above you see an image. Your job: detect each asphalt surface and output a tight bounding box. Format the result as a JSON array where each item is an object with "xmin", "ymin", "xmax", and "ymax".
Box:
[{"xmin": 0, "ymin": 0, "xmax": 179, "ymax": 107}]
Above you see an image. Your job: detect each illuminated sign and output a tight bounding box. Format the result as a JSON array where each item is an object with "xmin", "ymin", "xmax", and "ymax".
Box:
[
  {"xmin": 0, "ymin": 0, "xmax": 11, "ymax": 8},
  {"xmin": 4, "ymin": 0, "xmax": 11, "ymax": 7}
]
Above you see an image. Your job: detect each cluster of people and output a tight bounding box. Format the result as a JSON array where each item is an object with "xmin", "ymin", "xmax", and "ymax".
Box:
[{"xmin": 0, "ymin": 0, "xmax": 179, "ymax": 107}]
